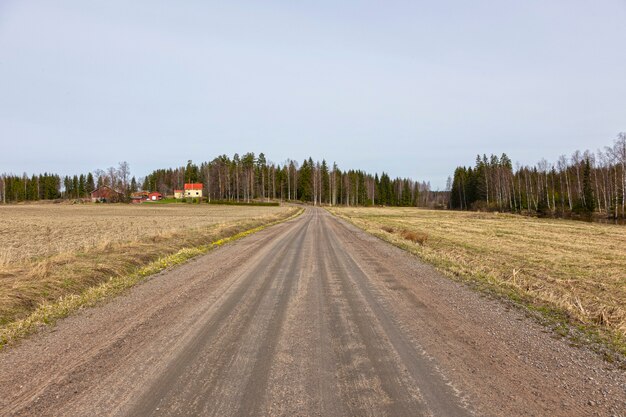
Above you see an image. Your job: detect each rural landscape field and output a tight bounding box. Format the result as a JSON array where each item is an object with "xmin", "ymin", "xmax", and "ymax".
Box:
[
  {"xmin": 329, "ymin": 207, "xmax": 626, "ymax": 356},
  {"xmin": 0, "ymin": 203, "xmax": 296, "ymax": 333},
  {"xmin": 3, "ymin": 1, "xmax": 626, "ymax": 416}
]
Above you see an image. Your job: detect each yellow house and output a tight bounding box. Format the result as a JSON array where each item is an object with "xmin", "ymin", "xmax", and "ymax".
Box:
[
  {"xmin": 174, "ymin": 190, "xmax": 183, "ymax": 199},
  {"xmin": 184, "ymin": 183, "xmax": 203, "ymax": 198}
]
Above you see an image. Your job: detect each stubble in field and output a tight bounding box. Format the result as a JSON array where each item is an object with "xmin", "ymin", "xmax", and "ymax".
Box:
[
  {"xmin": 0, "ymin": 203, "xmax": 295, "ymax": 327},
  {"xmin": 329, "ymin": 207, "xmax": 626, "ymax": 356}
]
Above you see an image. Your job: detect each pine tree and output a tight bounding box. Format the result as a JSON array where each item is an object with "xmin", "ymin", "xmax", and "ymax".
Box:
[
  {"xmin": 63, "ymin": 176, "xmax": 72, "ymax": 199},
  {"xmin": 298, "ymin": 159, "xmax": 312, "ymax": 201},
  {"xmin": 86, "ymin": 173, "xmax": 95, "ymax": 195},
  {"xmin": 401, "ymin": 180, "xmax": 412, "ymax": 206},
  {"xmin": 72, "ymin": 175, "xmax": 79, "ymax": 199},
  {"xmin": 378, "ymin": 173, "xmax": 391, "ymax": 205},
  {"xmin": 582, "ymin": 158, "xmax": 595, "ymax": 214},
  {"xmin": 185, "ymin": 160, "xmax": 200, "ymax": 183},
  {"xmin": 27, "ymin": 175, "xmax": 38, "ymax": 200},
  {"xmin": 257, "ymin": 153, "xmax": 267, "ymax": 200},
  {"xmin": 474, "ymin": 155, "xmax": 487, "ymax": 203},
  {"xmin": 321, "ymin": 160, "xmax": 330, "ymax": 204},
  {"xmin": 78, "ymin": 174, "xmax": 86, "ymax": 198}
]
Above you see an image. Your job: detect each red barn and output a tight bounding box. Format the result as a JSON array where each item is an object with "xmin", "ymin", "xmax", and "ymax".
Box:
[
  {"xmin": 131, "ymin": 191, "xmax": 150, "ymax": 203},
  {"xmin": 148, "ymin": 192, "xmax": 163, "ymax": 201},
  {"xmin": 184, "ymin": 183, "xmax": 203, "ymax": 198},
  {"xmin": 91, "ymin": 186, "xmax": 122, "ymax": 203}
]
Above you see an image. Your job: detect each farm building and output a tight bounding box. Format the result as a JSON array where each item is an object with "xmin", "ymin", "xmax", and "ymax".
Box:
[
  {"xmin": 90, "ymin": 186, "xmax": 122, "ymax": 203},
  {"xmin": 131, "ymin": 191, "xmax": 149, "ymax": 203},
  {"xmin": 148, "ymin": 192, "xmax": 163, "ymax": 201},
  {"xmin": 174, "ymin": 190, "xmax": 183, "ymax": 199},
  {"xmin": 184, "ymin": 183, "xmax": 203, "ymax": 198}
]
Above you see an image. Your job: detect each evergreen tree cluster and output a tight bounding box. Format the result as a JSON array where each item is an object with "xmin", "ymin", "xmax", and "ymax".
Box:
[
  {"xmin": 142, "ymin": 153, "xmax": 444, "ymax": 207},
  {"xmin": 62, "ymin": 173, "xmax": 95, "ymax": 199},
  {"xmin": 0, "ymin": 173, "xmax": 61, "ymax": 202},
  {"xmin": 449, "ymin": 153, "xmax": 513, "ymax": 211},
  {"xmin": 1, "ymin": 161, "xmax": 136, "ymax": 203},
  {"xmin": 449, "ymin": 133, "xmax": 626, "ymax": 219},
  {"xmin": 1, "ymin": 155, "xmax": 447, "ymax": 207}
]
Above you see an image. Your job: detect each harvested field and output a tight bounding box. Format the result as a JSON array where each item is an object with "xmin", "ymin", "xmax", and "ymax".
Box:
[
  {"xmin": 328, "ymin": 207, "xmax": 626, "ymax": 356},
  {"xmin": 0, "ymin": 204, "xmax": 291, "ymax": 264},
  {"xmin": 0, "ymin": 203, "xmax": 296, "ymax": 328}
]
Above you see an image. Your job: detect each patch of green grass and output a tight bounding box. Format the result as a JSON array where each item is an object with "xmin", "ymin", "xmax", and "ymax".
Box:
[
  {"xmin": 61, "ymin": 278, "xmax": 75, "ymax": 289},
  {"xmin": 142, "ymin": 198, "xmax": 183, "ymax": 204}
]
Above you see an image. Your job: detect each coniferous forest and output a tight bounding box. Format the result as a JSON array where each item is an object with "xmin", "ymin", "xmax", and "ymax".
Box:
[
  {"xmin": 449, "ymin": 133, "xmax": 626, "ymax": 219},
  {"xmin": 2, "ymin": 133, "xmax": 625, "ymax": 220},
  {"xmin": 141, "ymin": 154, "xmax": 442, "ymax": 208},
  {"xmin": 0, "ymin": 156, "xmax": 442, "ymax": 208}
]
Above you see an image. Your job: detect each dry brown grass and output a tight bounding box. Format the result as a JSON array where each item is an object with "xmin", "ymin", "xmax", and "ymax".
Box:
[
  {"xmin": 0, "ymin": 204, "xmax": 291, "ymax": 263},
  {"xmin": 0, "ymin": 203, "xmax": 296, "ymax": 326},
  {"xmin": 399, "ymin": 229, "xmax": 429, "ymax": 245},
  {"xmin": 329, "ymin": 207, "xmax": 626, "ymax": 354}
]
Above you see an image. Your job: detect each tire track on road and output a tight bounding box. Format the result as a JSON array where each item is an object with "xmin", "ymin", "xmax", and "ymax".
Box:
[{"xmin": 128, "ymin": 211, "xmax": 313, "ymax": 416}]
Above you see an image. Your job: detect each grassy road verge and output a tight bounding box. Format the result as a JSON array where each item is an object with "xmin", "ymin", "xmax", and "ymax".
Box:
[
  {"xmin": 328, "ymin": 207, "xmax": 626, "ymax": 362},
  {"xmin": 0, "ymin": 206, "xmax": 301, "ymax": 348}
]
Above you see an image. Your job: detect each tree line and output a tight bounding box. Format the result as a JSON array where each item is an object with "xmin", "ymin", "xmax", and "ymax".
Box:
[
  {"xmin": 2, "ymin": 156, "xmax": 445, "ymax": 207},
  {"xmin": 143, "ymin": 153, "xmax": 445, "ymax": 207},
  {"xmin": 449, "ymin": 133, "xmax": 626, "ymax": 219},
  {"xmin": 0, "ymin": 162, "xmax": 137, "ymax": 203},
  {"xmin": 0, "ymin": 173, "xmax": 62, "ymax": 203}
]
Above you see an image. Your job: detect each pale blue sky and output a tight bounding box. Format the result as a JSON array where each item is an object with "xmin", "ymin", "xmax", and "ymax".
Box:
[{"xmin": 1, "ymin": 0, "xmax": 625, "ymax": 188}]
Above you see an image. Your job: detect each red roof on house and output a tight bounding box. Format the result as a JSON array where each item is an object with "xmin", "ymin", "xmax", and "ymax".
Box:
[
  {"xmin": 90, "ymin": 186, "xmax": 122, "ymax": 198},
  {"xmin": 174, "ymin": 189, "xmax": 183, "ymax": 193},
  {"xmin": 184, "ymin": 183, "xmax": 203, "ymax": 190},
  {"xmin": 148, "ymin": 192, "xmax": 162, "ymax": 197}
]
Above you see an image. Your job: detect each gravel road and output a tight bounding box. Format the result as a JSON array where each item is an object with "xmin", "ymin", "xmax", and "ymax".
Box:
[{"xmin": 1, "ymin": 208, "xmax": 624, "ymax": 416}]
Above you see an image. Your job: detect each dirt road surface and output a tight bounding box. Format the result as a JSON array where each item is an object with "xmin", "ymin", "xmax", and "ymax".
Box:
[{"xmin": 1, "ymin": 208, "xmax": 625, "ymax": 416}]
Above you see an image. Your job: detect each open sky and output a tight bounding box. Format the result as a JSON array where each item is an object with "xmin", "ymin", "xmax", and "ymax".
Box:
[{"xmin": 1, "ymin": 1, "xmax": 625, "ymax": 188}]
